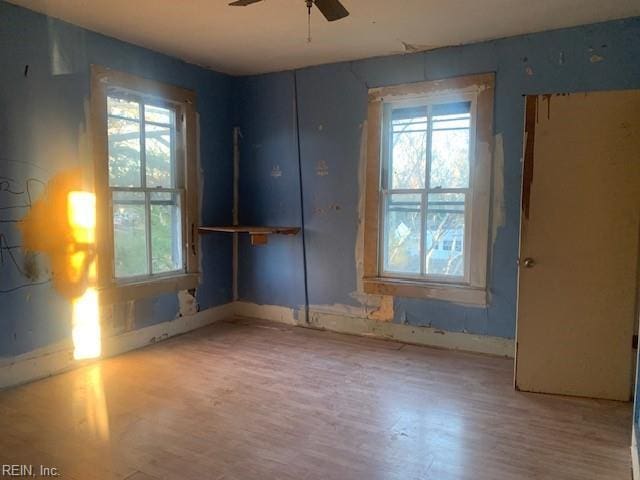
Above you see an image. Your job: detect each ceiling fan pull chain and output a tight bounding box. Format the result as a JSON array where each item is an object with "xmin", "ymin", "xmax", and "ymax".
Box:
[{"xmin": 307, "ymin": 0, "xmax": 313, "ymax": 43}]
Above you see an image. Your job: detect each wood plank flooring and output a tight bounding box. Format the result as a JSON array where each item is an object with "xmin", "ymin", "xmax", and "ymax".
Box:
[{"xmin": 0, "ymin": 318, "xmax": 632, "ymax": 479}]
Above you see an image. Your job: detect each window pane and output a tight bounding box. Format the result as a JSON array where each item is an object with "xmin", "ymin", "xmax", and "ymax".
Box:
[
  {"xmin": 145, "ymin": 104, "xmax": 173, "ymax": 125},
  {"xmin": 108, "ymin": 117, "xmax": 141, "ymax": 187},
  {"xmin": 150, "ymin": 192, "xmax": 182, "ymax": 274},
  {"xmin": 107, "ymin": 96, "xmax": 139, "ymax": 119},
  {"xmin": 426, "ymin": 193, "xmax": 465, "ymax": 277},
  {"xmin": 384, "ymin": 193, "xmax": 422, "ymax": 274},
  {"xmin": 145, "ymin": 124, "xmax": 174, "ymax": 188},
  {"xmin": 113, "ymin": 191, "xmax": 148, "ymax": 278},
  {"xmin": 391, "ymin": 107, "xmax": 427, "ymax": 189},
  {"xmin": 429, "ymin": 105, "xmax": 471, "ymax": 189}
]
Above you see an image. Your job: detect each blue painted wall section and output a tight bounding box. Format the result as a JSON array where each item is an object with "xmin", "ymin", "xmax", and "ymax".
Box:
[
  {"xmin": 235, "ymin": 73, "xmax": 306, "ymax": 308},
  {"xmin": 236, "ymin": 17, "xmax": 640, "ymax": 339},
  {"xmin": 0, "ymin": 1, "xmax": 233, "ymax": 357}
]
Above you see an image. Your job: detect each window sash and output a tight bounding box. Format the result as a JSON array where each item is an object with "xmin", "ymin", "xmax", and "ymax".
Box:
[
  {"xmin": 379, "ymin": 95, "xmax": 477, "ymax": 284},
  {"xmin": 110, "ymin": 187, "xmax": 185, "ymax": 282},
  {"xmin": 106, "ymin": 92, "xmax": 186, "ymax": 283}
]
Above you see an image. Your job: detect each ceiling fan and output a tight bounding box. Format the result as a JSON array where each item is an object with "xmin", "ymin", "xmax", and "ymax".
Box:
[{"xmin": 228, "ymin": 0, "xmax": 350, "ymax": 23}]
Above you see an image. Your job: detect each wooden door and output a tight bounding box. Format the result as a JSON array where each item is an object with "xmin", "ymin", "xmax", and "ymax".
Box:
[{"xmin": 515, "ymin": 91, "xmax": 640, "ymax": 401}]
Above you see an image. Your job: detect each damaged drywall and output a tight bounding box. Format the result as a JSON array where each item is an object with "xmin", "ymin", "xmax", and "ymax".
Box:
[
  {"xmin": 491, "ymin": 133, "xmax": 505, "ymax": 247},
  {"xmin": 177, "ymin": 289, "xmax": 199, "ymax": 317},
  {"xmin": 0, "ymin": 1, "xmax": 234, "ymax": 358},
  {"xmin": 235, "ymin": 16, "xmax": 640, "ymax": 340},
  {"xmin": 351, "ymin": 118, "xmax": 394, "ymax": 321}
]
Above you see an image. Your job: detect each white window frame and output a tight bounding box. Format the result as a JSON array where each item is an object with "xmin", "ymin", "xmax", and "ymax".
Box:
[
  {"xmin": 91, "ymin": 66, "xmax": 200, "ymax": 303},
  {"xmin": 363, "ymin": 74, "xmax": 494, "ymax": 306}
]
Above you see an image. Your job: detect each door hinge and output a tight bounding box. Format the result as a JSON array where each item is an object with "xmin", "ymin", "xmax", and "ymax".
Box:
[{"xmin": 633, "ymin": 334, "xmax": 638, "ymax": 349}]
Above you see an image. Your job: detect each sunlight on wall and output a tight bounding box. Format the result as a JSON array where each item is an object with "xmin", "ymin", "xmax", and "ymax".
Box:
[
  {"xmin": 72, "ymin": 287, "xmax": 100, "ymax": 360},
  {"xmin": 68, "ymin": 191, "xmax": 100, "ymax": 360}
]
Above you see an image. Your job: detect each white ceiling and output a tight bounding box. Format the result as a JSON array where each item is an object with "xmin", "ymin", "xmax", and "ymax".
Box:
[{"xmin": 8, "ymin": 0, "xmax": 640, "ymax": 75}]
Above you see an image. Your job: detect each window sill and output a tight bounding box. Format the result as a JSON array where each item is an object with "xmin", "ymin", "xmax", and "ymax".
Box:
[
  {"xmin": 363, "ymin": 276, "xmax": 487, "ymax": 306},
  {"xmin": 99, "ymin": 272, "xmax": 200, "ymax": 304}
]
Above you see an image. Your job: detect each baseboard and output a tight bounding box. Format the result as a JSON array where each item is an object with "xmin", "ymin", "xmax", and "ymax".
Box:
[
  {"xmin": 0, "ymin": 299, "xmax": 514, "ymax": 389},
  {"xmin": 234, "ymin": 301, "xmax": 302, "ymax": 325},
  {"xmin": 633, "ymin": 425, "xmax": 639, "ymax": 480},
  {"xmin": 0, "ymin": 302, "xmax": 234, "ymax": 389},
  {"xmin": 233, "ymin": 302, "xmax": 514, "ymax": 358}
]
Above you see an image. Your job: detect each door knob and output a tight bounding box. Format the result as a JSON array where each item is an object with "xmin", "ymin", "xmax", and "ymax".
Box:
[{"xmin": 523, "ymin": 257, "xmax": 536, "ymax": 268}]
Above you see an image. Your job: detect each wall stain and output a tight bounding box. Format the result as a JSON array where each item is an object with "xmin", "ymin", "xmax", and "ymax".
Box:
[
  {"xmin": 315, "ymin": 160, "xmax": 329, "ymax": 176},
  {"xmin": 522, "ymin": 96, "xmax": 538, "ymax": 220},
  {"xmin": 313, "ymin": 203, "xmax": 341, "ymax": 215},
  {"xmin": 270, "ymin": 165, "xmax": 283, "ymax": 178}
]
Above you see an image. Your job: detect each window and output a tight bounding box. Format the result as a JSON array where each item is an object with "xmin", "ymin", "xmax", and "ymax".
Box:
[
  {"xmin": 363, "ymin": 74, "xmax": 494, "ymax": 305},
  {"xmin": 92, "ymin": 67, "xmax": 199, "ymax": 301}
]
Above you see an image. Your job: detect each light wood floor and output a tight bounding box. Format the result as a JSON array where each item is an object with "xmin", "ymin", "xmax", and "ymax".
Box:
[{"xmin": 0, "ymin": 318, "xmax": 632, "ymax": 480}]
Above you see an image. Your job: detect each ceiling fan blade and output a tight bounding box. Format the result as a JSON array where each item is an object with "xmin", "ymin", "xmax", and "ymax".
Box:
[
  {"xmin": 229, "ymin": 0, "xmax": 264, "ymax": 6},
  {"xmin": 314, "ymin": 0, "xmax": 349, "ymax": 21}
]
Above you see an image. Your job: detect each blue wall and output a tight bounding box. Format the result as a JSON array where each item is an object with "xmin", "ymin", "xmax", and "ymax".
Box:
[
  {"xmin": 235, "ymin": 17, "xmax": 640, "ymax": 339},
  {"xmin": 235, "ymin": 73, "xmax": 306, "ymax": 307},
  {"xmin": 0, "ymin": 1, "xmax": 233, "ymax": 357}
]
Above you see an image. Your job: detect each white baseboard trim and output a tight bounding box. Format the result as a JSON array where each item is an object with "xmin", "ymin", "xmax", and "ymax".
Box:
[
  {"xmin": 0, "ymin": 302, "xmax": 234, "ymax": 390},
  {"xmin": 234, "ymin": 301, "xmax": 301, "ymax": 325},
  {"xmin": 233, "ymin": 302, "xmax": 514, "ymax": 358},
  {"xmin": 0, "ymin": 300, "xmax": 515, "ymax": 389},
  {"xmin": 633, "ymin": 425, "xmax": 639, "ymax": 480}
]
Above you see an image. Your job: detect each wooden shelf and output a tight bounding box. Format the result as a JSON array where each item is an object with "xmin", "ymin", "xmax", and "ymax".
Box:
[{"xmin": 198, "ymin": 225, "xmax": 301, "ymax": 245}]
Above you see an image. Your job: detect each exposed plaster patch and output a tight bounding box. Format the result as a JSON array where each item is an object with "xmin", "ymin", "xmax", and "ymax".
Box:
[
  {"xmin": 369, "ymin": 82, "xmax": 488, "ymax": 101},
  {"xmin": 491, "ymin": 133, "xmax": 505, "ymax": 247},
  {"xmin": 177, "ymin": 289, "xmax": 199, "ymax": 317},
  {"xmin": 522, "ymin": 96, "xmax": 538, "ymax": 219},
  {"xmin": 590, "ymin": 54, "xmax": 605, "ymax": 63},
  {"xmin": 315, "ymin": 160, "xmax": 329, "ymax": 176},
  {"xmin": 309, "ymin": 300, "xmax": 393, "ymax": 322},
  {"xmin": 355, "ymin": 120, "xmax": 369, "ymax": 295},
  {"xmin": 367, "ymin": 295, "xmax": 394, "ymax": 322},
  {"xmin": 398, "ymin": 40, "xmax": 437, "ymax": 54},
  {"xmin": 352, "ymin": 119, "xmax": 394, "ymax": 321},
  {"xmin": 525, "ymin": 66, "xmax": 534, "ymax": 76}
]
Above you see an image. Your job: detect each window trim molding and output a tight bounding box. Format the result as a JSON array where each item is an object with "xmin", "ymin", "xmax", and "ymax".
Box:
[
  {"xmin": 90, "ymin": 65, "xmax": 200, "ymax": 303},
  {"xmin": 363, "ymin": 73, "xmax": 495, "ymax": 306}
]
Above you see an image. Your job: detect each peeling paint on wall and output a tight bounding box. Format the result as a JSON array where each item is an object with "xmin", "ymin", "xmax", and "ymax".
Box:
[
  {"xmin": 522, "ymin": 96, "xmax": 538, "ymax": 220},
  {"xmin": 315, "ymin": 160, "xmax": 329, "ymax": 176},
  {"xmin": 177, "ymin": 289, "xmax": 199, "ymax": 317},
  {"xmin": 270, "ymin": 165, "xmax": 282, "ymax": 178},
  {"xmin": 313, "ymin": 203, "xmax": 341, "ymax": 215},
  {"xmin": 350, "ymin": 118, "xmax": 394, "ymax": 321},
  {"xmin": 367, "ymin": 295, "xmax": 394, "ymax": 321},
  {"xmin": 491, "ymin": 133, "xmax": 505, "ymax": 248}
]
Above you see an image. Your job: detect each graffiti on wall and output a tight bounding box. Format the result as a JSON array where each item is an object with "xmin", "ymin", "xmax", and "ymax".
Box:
[{"xmin": 0, "ymin": 159, "xmax": 51, "ymax": 293}]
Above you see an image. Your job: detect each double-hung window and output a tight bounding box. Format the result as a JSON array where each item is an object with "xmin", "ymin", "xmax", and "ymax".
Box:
[
  {"xmin": 92, "ymin": 67, "xmax": 199, "ymax": 301},
  {"xmin": 363, "ymin": 74, "xmax": 494, "ymax": 305}
]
